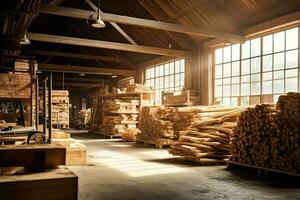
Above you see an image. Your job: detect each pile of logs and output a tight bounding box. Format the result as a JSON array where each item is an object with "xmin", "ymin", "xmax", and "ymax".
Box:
[
  {"xmin": 169, "ymin": 106, "xmax": 246, "ymax": 164},
  {"xmin": 231, "ymin": 92, "xmax": 300, "ymax": 173}
]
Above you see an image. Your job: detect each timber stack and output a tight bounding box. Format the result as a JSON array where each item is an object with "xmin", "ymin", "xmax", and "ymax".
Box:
[
  {"xmin": 100, "ymin": 99, "xmax": 139, "ymax": 137},
  {"xmin": 51, "ymin": 90, "xmax": 70, "ymax": 129},
  {"xmin": 169, "ymin": 106, "xmax": 246, "ymax": 165},
  {"xmin": 231, "ymin": 92, "xmax": 300, "ymax": 173}
]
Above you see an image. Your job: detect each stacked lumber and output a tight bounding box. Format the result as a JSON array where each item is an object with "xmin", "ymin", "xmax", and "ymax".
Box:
[
  {"xmin": 138, "ymin": 106, "xmax": 176, "ymax": 143},
  {"xmin": 51, "ymin": 131, "xmax": 87, "ymax": 166},
  {"xmin": 126, "ymin": 84, "xmax": 152, "ymax": 92},
  {"xmin": 51, "ymin": 90, "xmax": 69, "ymax": 128},
  {"xmin": 162, "ymin": 90, "xmax": 199, "ymax": 106},
  {"xmin": 0, "ymin": 73, "xmax": 32, "ymax": 99},
  {"xmin": 100, "ymin": 99, "xmax": 138, "ymax": 136},
  {"xmin": 169, "ymin": 106, "xmax": 246, "ymax": 164},
  {"xmin": 231, "ymin": 93, "xmax": 300, "ymax": 173}
]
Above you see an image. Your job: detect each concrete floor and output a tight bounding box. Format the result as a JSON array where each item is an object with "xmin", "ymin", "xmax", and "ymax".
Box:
[{"xmin": 68, "ymin": 131, "xmax": 300, "ymax": 200}]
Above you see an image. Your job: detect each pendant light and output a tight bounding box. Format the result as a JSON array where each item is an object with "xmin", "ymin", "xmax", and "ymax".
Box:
[{"xmin": 92, "ymin": 0, "xmax": 105, "ymax": 28}]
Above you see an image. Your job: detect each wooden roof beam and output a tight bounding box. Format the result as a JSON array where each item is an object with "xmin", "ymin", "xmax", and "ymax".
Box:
[
  {"xmin": 38, "ymin": 63, "xmax": 135, "ymax": 76},
  {"xmin": 39, "ymin": 5, "xmax": 244, "ymax": 43},
  {"xmin": 26, "ymin": 32, "xmax": 190, "ymax": 57},
  {"xmin": 84, "ymin": 0, "xmax": 137, "ymax": 45},
  {"xmin": 23, "ymin": 49, "xmax": 129, "ymax": 63}
]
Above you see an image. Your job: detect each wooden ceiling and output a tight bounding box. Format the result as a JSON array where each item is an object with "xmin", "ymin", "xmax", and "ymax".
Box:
[{"xmin": 2, "ymin": 0, "xmax": 300, "ymax": 74}]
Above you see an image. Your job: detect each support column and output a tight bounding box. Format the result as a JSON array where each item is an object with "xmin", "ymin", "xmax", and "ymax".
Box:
[
  {"xmin": 43, "ymin": 78, "xmax": 47, "ymax": 137},
  {"xmin": 48, "ymin": 72, "xmax": 52, "ymax": 143}
]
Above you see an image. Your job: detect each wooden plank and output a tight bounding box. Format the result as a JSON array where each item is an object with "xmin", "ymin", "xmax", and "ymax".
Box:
[
  {"xmin": 39, "ymin": 5, "xmax": 244, "ymax": 43},
  {"xmin": 24, "ymin": 49, "xmax": 129, "ymax": 63},
  {"xmin": 38, "ymin": 63, "xmax": 135, "ymax": 76},
  {"xmin": 27, "ymin": 32, "xmax": 190, "ymax": 57}
]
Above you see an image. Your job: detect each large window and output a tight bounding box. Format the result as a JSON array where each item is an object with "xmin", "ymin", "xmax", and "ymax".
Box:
[
  {"xmin": 214, "ymin": 27, "xmax": 299, "ymax": 106},
  {"xmin": 145, "ymin": 59, "xmax": 185, "ymax": 105}
]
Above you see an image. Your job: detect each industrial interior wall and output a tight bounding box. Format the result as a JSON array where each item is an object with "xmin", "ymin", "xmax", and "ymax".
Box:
[
  {"xmin": 185, "ymin": 44, "xmax": 214, "ymax": 105},
  {"xmin": 135, "ymin": 44, "xmax": 214, "ymax": 106}
]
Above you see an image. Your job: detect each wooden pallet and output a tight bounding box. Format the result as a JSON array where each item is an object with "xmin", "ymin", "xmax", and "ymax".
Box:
[
  {"xmin": 226, "ymin": 160, "xmax": 300, "ymax": 179},
  {"xmin": 136, "ymin": 138, "xmax": 174, "ymax": 149}
]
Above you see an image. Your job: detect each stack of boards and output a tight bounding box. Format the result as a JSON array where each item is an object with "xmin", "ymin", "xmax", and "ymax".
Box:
[
  {"xmin": 100, "ymin": 99, "xmax": 139, "ymax": 137},
  {"xmin": 169, "ymin": 106, "xmax": 246, "ymax": 165},
  {"xmin": 40, "ymin": 90, "xmax": 70, "ymax": 129},
  {"xmin": 231, "ymin": 92, "xmax": 300, "ymax": 173},
  {"xmin": 52, "ymin": 131, "xmax": 86, "ymax": 166}
]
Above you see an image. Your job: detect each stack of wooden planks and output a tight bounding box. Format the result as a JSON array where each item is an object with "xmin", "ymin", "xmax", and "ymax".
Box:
[
  {"xmin": 169, "ymin": 106, "xmax": 246, "ymax": 164},
  {"xmin": 162, "ymin": 90, "xmax": 199, "ymax": 106},
  {"xmin": 0, "ymin": 72, "xmax": 32, "ymax": 99},
  {"xmin": 126, "ymin": 84, "xmax": 152, "ymax": 93},
  {"xmin": 231, "ymin": 92, "xmax": 300, "ymax": 173},
  {"xmin": 100, "ymin": 99, "xmax": 138, "ymax": 137},
  {"xmin": 51, "ymin": 90, "xmax": 70, "ymax": 129}
]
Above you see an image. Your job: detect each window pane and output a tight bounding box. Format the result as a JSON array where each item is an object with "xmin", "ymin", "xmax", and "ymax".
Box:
[
  {"xmin": 232, "ymin": 76, "xmax": 240, "ymax": 84},
  {"xmin": 242, "ymin": 41, "xmax": 250, "ymax": 59},
  {"xmin": 251, "ymin": 82, "xmax": 260, "ymax": 95},
  {"xmin": 180, "ymin": 73, "xmax": 185, "ymax": 86},
  {"xmin": 223, "ymin": 78, "xmax": 230, "ymax": 84},
  {"xmin": 232, "ymin": 61, "xmax": 240, "ymax": 76},
  {"xmin": 286, "ymin": 50, "xmax": 298, "ymax": 69},
  {"xmin": 159, "ymin": 65, "xmax": 164, "ymax": 76},
  {"xmin": 231, "ymin": 98, "xmax": 238, "ymax": 106},
  {"xmin": 274, "ymin": 31, "xmax": 285, "ymax": 52},
  {"xmin": 223, "ymin": 98, "xmax": 231, "ymax": 106},
  {"xmin": 223, "ymin": 46, "xmax": 231, "ymax": 63},
  {"xmin": 263, "ymin": 35, "xmax": 273, "ymax": 55},
  {"xmin": 155, "ymin": 66, "xmax": 160, "ymax": 76},
  {"xmin": 232, "ymin": 44, "xmax": 240, "ymax": 61},
  {"xmin": 286, "ymin": 68, "xmax": 298, "ymax": 78},
  {"xmin": 286, "ymin": 77, "xmax": 298, "ymax": 92},
  {"xmin": 242, "ymin": 75, "xmax": 250, "ymax": 83},
  {"xmin": 274, "ymin": 70, "xmax": 284, "ymax": 79},
  {"xmin": 215, "ymin": 48, "xmax": 223, "ymax": 64},
  {"xmin": 165, "ymin": 64, "xmax": 170, "ymax": 75},
  {"xmin": 170, "ymin": 75, "xmax": 174, "ymax": 87},
  {"xmin": 215, "ymin": 86, "xmax": 222, "ymax": 97},
  {"xmin": 242, "ymin": 59, "xmax": 250, "ymax": 75},
  {"xmin": 165, "ymin": 76, "xmax": 170, "ymax": 88},
  {"xmin": 223, "ymin": 63, "xmax": 231, "ymax": 77},
  {"xmin": 274, "ymin": 79, "xmax": 284, "ymax": 93},
  {"xmin": 175, "ymin": 74, "xmax": 180, "ymax": 86},
  {"xmin": 215, "ymin": 79, "xmax": 222, "ymax": 85},
  {"xmin": 241, "ymin": 83, "xmax": 250, "ymax": 95},
  {"xmin": 175, "ymin": 61, "xmax": 180, "ymax": 73},
  {"xmin": 170, "ymin": 62, "xmax": 174, "ymax": 74},
  {"xmin": 241, "ymin": 96, "xmax": 250, "ymax": 106},
  {"xmin": 232, "ymin": 84, "xmax": 240, "ymax": 96},
  {"xmin": 251, "ymin": 38, "xmax": 261, "ymax": 57},
  {"xmin": 215, "ymin": 64, "xmax": 222, "ymax": 78},
  {"xmin": 286, "ymin": 27, "xmax": 298, "ymax": 50},
  {"xmin": 263, "ymin": 72, "xmax": 272, "ymax": 81},
  {"xmin": 274, "ymin": 53, "xmax": 284, "ymax": 70},
  {"xmin": 251, "ymin": 57, "xmax": 261, "ymax": 73},
  {"xmin": 263, "ymin": 55, "xmax": 272, "ymax": 71},
  {"xmin": 223, "ymin": 85, "xmax": 230, "ymax": 97},
  {"xmin": 263, "ymin": 80, "xmax": 272, "ymax": 94},
  {"xmin": 180, "ymin": 59, "xmax": 185, "ymax": 72},
  {"xmin": 150, "ymin": 68, "xmax": 155, "ymax": 78},
  {"xmin": 251, "ymin": 74, "xmax": 260, "ymax": 82}
]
